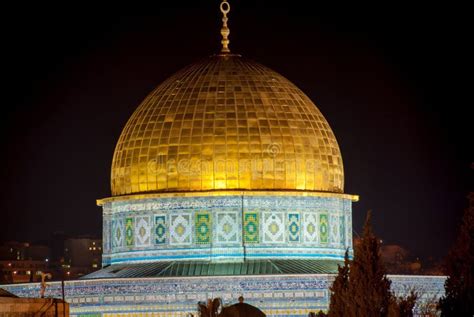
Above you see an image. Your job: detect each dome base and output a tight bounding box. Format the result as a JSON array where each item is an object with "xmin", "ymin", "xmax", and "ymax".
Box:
[{"xmin": 101, "ymin": 191, "xmax": 354, "ymax": 266}]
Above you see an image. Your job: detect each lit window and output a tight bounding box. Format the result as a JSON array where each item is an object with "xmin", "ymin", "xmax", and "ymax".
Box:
[
  {"xmin": 93, "ymin": 247, "xmax": 96, "ymax": 250},
  {"xmin": 92, "ymin": 264, "xmax": 98, "ymax": 268},
  {"xmin": 26, "ymin": 271, "xmax": 31, "ymax": 275},
  {"xmin": 89, "ymin": 247, "xmax": 92, "ymax": 250}
]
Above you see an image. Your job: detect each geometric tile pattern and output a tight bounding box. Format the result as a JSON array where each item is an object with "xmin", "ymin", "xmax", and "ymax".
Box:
[
  {"xmin": 155, "ymin": 215, "xmax": 167, "ymax": 245},
  {"xmin": 102, "ymin": 195, "xmax": 354, "ymax": 265},
  {"xmin": 263, "ymin": 212, "xmax": 284, "ymax": 243},
  {"xmin": 243, "ymin": 212, "xmax": 259, "ymax": 243},
  {"xmin": 319, "ymin": 213, "xmax": 329, "ymax": 244},
  {"xmin": 170, "ymin": 213, "xmax": 192, "ymax": 245},
  {"xmin": 108, "ymin": 209, "xmax": 350, "ymax": 251},
  {"xmin": 106, "ymin": 208, "xmax": 350, "ymax": 261},
  {"xmin": 135, "ymin": 216, "xmax": 151, "ymax": 247},
  {"xmin": 216, "ymin": 212, "xmax": 238, "ymax": 243},
  {"xmin": 346, "ymin": 213, "xmax": 353, "ymax": 248},
  {"xmin": 195, "ymin": 212, "xmax": 211, "ymax": 244},
  {"xmin": 0, "ymin": 273, "xmax": 446, "ymax": 317},
  {"xmin": 329, "ymin": 214, "xmax": 339, "ymax": 244},
  {"xmin": 288, "ymin": 213, "xmax": 300, "ymax": 242},
  {"xmin": 112, "ymin": 218, "xmax": 124, "ymax": 248},
  {"xmin": 339, "ymin": 215, "xmax": 345, "ymax": 246},
  {"xmin": 303, "ymin": 213, "xmax": 318, "ymax": 243},
  {"xmin": 103, "ymin": 218, "xmax": 111, "ymax": 252},
  {"xmin": 125, "ymin": 217, "xmax": 134, "ymax": 247}
]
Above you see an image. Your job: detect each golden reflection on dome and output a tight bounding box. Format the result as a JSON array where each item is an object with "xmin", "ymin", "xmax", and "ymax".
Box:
[{"xmin": 111, "ymin": 55, "xmax": 344, "ymax": 196}]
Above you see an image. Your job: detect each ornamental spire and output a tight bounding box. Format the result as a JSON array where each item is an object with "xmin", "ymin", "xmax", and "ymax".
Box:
[{"xmin": 220, "ymin": 0, "xmax": 231, "ymax": 53}]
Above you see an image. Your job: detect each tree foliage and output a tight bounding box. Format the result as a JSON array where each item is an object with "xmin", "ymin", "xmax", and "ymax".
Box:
[
  {"xmin": 348, "ymin": 211, "xmax": 392, "ymax": 316},
  {"xmin": 329, "ymin": 211, "xmax": 418, "ymax": 317},
  {"xmin": 328, "ymin": 250, "xmax": 350, "ymax": 316},
  {"xmin": 439, "ymin": 196, "xmax": 474, "ymax": 316},
  {"xmin": 388, "ymin": 291, "xmax": 417, "ymax": 317}
]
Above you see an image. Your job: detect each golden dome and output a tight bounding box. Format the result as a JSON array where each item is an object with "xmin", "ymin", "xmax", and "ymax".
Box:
[{"xmin": 111, "ymin": 55, "xmax": 344, "ymax": 196}]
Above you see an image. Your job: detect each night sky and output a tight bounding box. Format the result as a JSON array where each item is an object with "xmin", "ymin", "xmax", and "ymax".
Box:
[{"xmin": 1, "ymin": 2, "xmax": 471, "ymax": 263}]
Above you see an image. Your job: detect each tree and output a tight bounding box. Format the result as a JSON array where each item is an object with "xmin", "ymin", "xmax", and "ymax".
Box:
[
  {"xmin": 329, "ymin": 211, "xmax": 423, "ymax": 316},
  {"xmin": 347, "ymin": 211, "xmax": 392, "ymax": 317},
  {"xmin": 417, "ymin": 293, "xmax": 440, "ymax": 317},
  {"xmin": 328, "ymin": 211, "xmax": 393, "ymax": 316},
  {"xmin": 328, "ymin": 250, "xmax": 350, "ymax": 316},
  {"xmin": 388, "ymin": 291, "xmax": 417, "ymax": 317},
  {"xmin": 197, "ymin": 297, "xmax": 266, "ymax": 317},
  {"xmin": 439, "ymin": 194, "xmax": 474, "ymax": 316}
]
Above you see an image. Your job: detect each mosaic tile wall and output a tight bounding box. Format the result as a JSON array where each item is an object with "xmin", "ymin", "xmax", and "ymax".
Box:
[
  {"xmin": 1, "ymin": 274, "xmax": 446, "ymax": 316},
  {"xmin": 102, "ymin": 194, "xmax": 353, "ymax": 265}
]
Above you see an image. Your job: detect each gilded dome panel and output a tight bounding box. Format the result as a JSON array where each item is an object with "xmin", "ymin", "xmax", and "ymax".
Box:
[{"xmin": 111, "ymin": 55, "xmax": 344, "ymax": 195}]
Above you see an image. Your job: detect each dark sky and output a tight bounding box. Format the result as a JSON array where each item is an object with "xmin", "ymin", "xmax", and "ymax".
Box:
[{"xmin": 1, "ymin": 2, "xmax": 471, "ymax": 262}]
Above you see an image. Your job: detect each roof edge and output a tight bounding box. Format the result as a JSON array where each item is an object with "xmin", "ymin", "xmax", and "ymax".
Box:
[{"xmin": 97, "ymin": 190, "xmax": 359, "ymax": 206}]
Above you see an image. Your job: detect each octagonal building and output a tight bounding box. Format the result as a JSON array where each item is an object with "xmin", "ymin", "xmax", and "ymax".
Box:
[
  {"xmin": 3, "ymin": 2, "xmax": 445, "ymax": 316},
  {"xmin": 97, "ymin": 39, "xmax": 356, "ymax": 268}
]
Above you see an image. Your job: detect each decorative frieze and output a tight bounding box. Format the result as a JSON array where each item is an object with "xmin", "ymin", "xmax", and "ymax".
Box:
[{"xmin": 103, "ymin": 195, "xmax": 353, "ymax": 265}]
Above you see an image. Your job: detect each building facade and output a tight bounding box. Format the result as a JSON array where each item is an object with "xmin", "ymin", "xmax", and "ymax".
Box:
[
  {"xmin": 3, "ymin": 274, "xmax": 445, "ymax": 316},
  {"xmin": 64, "ymin": 237, "xmax": 102, "ymax": 276},
  {"xmin": 1, "ymin": 1, "xmax": 446, "ymax": 315},
  {"xmin": 0, "ymin": 242, "xmax": 50, "ymax": 284},
  {"xmin": 101, "ymin": 193, "xmax": 354, "ymax": 266}
]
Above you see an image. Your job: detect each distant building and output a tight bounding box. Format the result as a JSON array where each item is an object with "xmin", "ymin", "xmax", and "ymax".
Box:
[
  {"xmin": 44, "ymin": 233, "xmax": 102, "ymax": 280},
  {"xmin": 0, "ymin": 238, "xmax": 102, "ymax": 283},
  {"xmin": 50, "ymin": 232, "xmax": 68, "ymax": 263},
  {"xmin": 0, "ymin": 241, "xmax": 50, "ymax": 261},
  {"xmin": 0, "ymin": 242, "xmax": 50, "ymax": 283},
  {"xmin": 63, "ymin": 237, "xmax": 101, "ymax": 278},
  {"xmin": 0, "ymin": 260, "xmax": 48, "ymax": 284}
]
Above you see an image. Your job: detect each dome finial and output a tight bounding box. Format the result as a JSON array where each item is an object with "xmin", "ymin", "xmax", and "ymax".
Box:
[{"xmin": 220, "ymin": 0, "xmax": 231, "ymax": 54}]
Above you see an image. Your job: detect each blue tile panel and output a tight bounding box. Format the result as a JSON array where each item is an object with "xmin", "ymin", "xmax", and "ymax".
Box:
[{"xmin": 102, "ymin": 195, "xmax": 354, "ymax": 265}]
